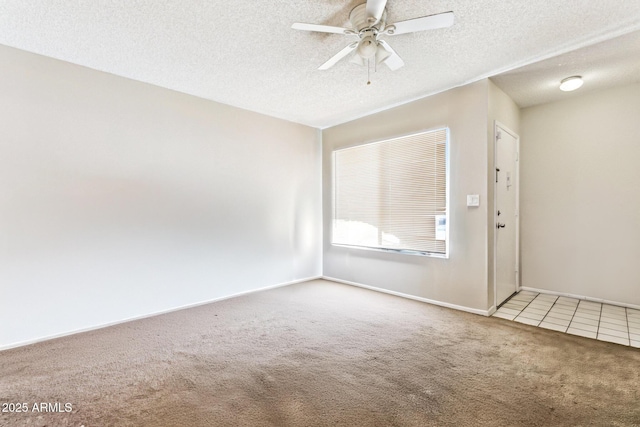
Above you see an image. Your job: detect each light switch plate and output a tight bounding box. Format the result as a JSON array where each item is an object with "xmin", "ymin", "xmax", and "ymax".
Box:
[{"xmin": 467, "ymin": 194, "xmax": 480, "ymax": 207}]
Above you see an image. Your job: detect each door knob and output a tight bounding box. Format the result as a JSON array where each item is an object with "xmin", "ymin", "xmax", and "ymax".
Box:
[{"xmin": 496, "ymin": 223, "xmax": 506, "ymax": 229}]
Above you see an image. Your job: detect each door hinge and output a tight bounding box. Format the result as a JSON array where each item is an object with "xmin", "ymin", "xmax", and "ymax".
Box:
[
  {"xmin": 496, "ymin": 130, "xmax": 502, "ymax": 140},
  {"xmin": 516, "ymin": 151, "xmax": 519, "ymax": 161}
]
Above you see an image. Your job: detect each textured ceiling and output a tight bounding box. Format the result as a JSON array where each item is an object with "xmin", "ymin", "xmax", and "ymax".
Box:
[
  {"xmin": 491, "ymin": 29, "xmax": 640, "ymax": 108},
  {"xmin": 0, "ymin": 1, "xmax": 639, "ymax": 128}
]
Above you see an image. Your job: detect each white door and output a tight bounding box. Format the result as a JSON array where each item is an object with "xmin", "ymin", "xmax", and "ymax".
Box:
[{"xmin": 495, "ymin": 123, "xmax": 520, "ymax": 306}]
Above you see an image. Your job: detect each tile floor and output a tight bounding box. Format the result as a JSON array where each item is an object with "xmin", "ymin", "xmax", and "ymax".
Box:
[{"xmin": 493, "ymin": 291, "xmax": 640, "ymax": 348}]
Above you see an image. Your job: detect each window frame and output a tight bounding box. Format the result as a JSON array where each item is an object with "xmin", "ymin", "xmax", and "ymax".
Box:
[{"xmin": 331, "ymin": 127, "xmax": 450, "ymax": 258}]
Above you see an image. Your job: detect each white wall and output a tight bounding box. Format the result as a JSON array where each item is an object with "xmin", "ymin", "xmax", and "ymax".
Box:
[
  {"xmin": 322, "ymin": 80, "xmax": 491, "ymax": 312},
  {"xmin": 0, "ymin": 45, "xmax": 322, "ymax": 349},
  {"xmin": 520, "ymin": 83, "xmax": 640, "ymax": 306}
]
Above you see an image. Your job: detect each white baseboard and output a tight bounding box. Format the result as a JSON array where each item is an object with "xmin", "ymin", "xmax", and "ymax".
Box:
[
  {"xmin": 0, "ymin": 275, "xmax": 322, "ymax": 352},
  {"xmin": 322, "ymin": 276, "xmax": 491, "ymax": 316},
  {"xmin": 520, "ymin": 286, "xmax": 640, "ymax": 311}
]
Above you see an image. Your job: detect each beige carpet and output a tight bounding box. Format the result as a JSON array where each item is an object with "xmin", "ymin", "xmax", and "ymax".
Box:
[{"xmin": 1, "ymin": 279, "xmax": 639, "ymax": 427}]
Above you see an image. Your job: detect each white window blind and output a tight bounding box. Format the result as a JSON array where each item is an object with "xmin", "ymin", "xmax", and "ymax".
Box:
[{"xmin": 332, "ymin": 128, "xmax": 448, "ymax": 255}]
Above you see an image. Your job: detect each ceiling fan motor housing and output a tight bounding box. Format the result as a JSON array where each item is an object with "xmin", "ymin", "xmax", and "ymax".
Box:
[{"xmin": 350, "ymin": 3, "xmax": 386, "ymax": 32}]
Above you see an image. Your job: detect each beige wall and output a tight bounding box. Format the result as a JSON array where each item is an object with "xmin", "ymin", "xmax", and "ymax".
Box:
[
  {"xmin": 487, "ymin": 80, "xmax": 521, "ymax": 308},
  {"xmin": 10, "ymin": 34, "xmax": 635, "ymax": 351},
  {"xmin": 322, "ymin": 80, "xmax": 491, "ymax": 312},
  {"xmin": 520, "ymin": 83, "xmax": 640, "ymax": 306},
  {"xmin": 0, "ymin": 45, "xmax": 322, "ymax": 349}
]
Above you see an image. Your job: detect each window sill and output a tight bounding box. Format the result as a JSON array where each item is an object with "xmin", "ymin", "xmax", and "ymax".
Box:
[{"xmin": 331, "ymin": 243, "xmax": 449, "ymax": 259}]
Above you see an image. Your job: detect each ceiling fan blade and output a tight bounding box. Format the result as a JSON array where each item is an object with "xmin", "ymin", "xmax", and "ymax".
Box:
[
  {"xmin": 366, "ymin": 0, "xmax": 388, "ymax": 25},
  {"xmin": 378, "ymin": 40, "xmax": 404, "ymax": 71},
  {"xmin": 387, "ymin": 11, "xmax": 454, "ymax": 35},
  {"xmin": 319, "ymin": 42, "xmax": 358, "ymax": 70},
  {"xmin": 292, "ymin": 22, "xmax": 353, "ymax": 35}
]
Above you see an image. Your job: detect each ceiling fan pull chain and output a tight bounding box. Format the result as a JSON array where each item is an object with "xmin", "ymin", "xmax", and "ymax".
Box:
[{"xmin": 367, "ymin": 59, "xmax": 371, "ymax": 85}]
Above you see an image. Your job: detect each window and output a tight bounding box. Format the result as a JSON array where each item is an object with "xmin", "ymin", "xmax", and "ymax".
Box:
[{"xmin": 332, "ymin": 128, "xmax": 449, "ymax": 256}]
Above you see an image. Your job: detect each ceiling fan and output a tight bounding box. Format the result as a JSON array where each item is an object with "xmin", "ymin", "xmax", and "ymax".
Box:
[{"xmin": 292, "ymin": 0, "xmax": 454, "ymax": 71}]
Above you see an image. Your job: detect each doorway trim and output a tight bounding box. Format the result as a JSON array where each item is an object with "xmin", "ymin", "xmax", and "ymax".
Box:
[{"xmin": 493, "ymin": 120, "xmax": 521, "ymax": 310}]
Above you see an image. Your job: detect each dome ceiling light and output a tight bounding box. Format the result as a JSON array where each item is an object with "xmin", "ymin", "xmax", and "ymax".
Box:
[{"xmin": 559, "ymin": 76, "xmax": 584, "ymax": 92}]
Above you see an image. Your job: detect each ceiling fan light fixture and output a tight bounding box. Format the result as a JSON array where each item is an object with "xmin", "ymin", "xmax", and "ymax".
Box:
[
  {"xmin": 375, "ymin": 43, "xmax": 391, "ymax": 64},
  {"xmin": 350, "ymin": 53, "xmax": 366, "ymax": 66},
  {"xmin": 559, "ymin": 76, "xmax": 583, "ymax": 92},
  {"xmin": 356, "ymin": 36, "xmax": 378, "ymax": 58}
]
